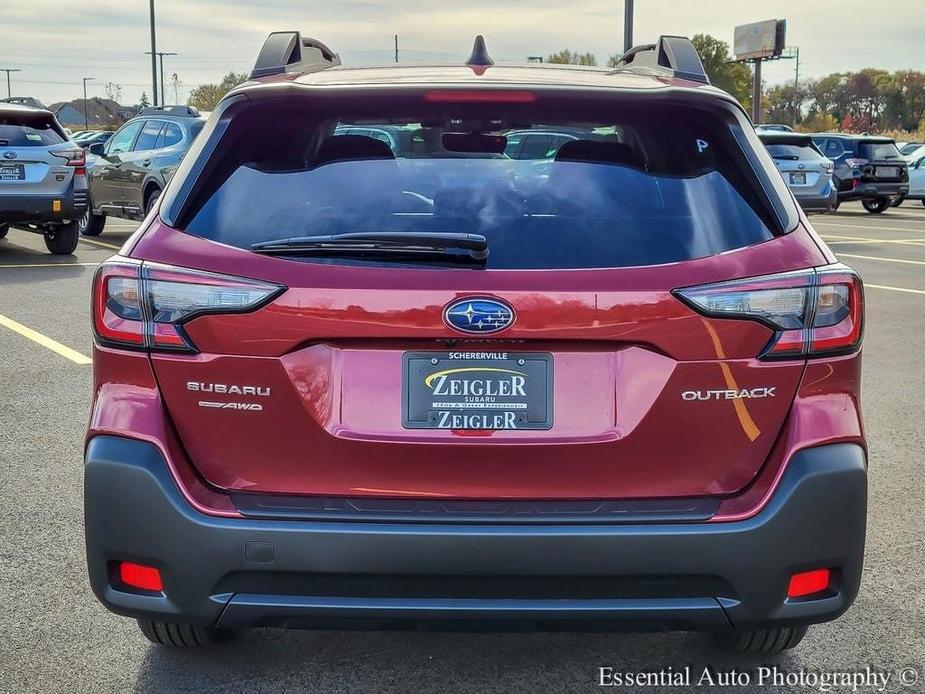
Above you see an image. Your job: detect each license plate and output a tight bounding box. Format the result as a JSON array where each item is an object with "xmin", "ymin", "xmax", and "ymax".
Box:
[
  {"xmin": 402, "ymin": 351, "xmax": 553, "ymax": 430},
  {"xmin": 876, "ymin": 166, "xmax": 898, "ymax": 178},
  {"xmin": 789, "ymin": 172, "xmax": 806, "ymax": 185},
  {"xmin": 0, "ymin": 164, "xmax": 24, "ymax": 181}
]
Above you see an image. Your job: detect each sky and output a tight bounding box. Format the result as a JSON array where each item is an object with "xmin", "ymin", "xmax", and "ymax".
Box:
[{"xmin": 1, "ymin": 0, "xmax": 923, "ymax": 107}]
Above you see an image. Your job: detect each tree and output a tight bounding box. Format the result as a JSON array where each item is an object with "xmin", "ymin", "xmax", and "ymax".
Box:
[
  {"xmin": 139, "ymin": 91, "xmax": 150, "ymax": 109},
  {"xmin": 690, "ymin": 34, "xmax": 752, "ymax": 108},
  {"xmin": 763, "ymin": 82, "xmax": 810, "ymax": 126},
  {"xmin": 797, "ymin": 113, "xmax": 838, "ymax": 133},
  {"xmin": 169, "ymin": 72, "xmax": 183, "ymax": 105},
  {"xmin": 104, "ymin": 82, "xmax": 122, "ymax": 103},
  {"xmin": 188, "ymin": 71, "xmax": 249, "ymax": 111},
  {"xmin": 546, "ymin": 50, "xmax": 597, "ymax": 66}
]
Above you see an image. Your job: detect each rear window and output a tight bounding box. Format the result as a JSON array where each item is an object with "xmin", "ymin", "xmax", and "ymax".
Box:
[
  {"xmin": 859, "ymin": 141, "xmax": 902, "ymax": 160},
  {"xmin": 0, "ymin": 117, "xmax": 66, "ymax": 147},
  {"xmin": 178, "ymin": 97, "xmax": 779, "ymax": 270},
  {"xmin": 765, "ymin": 143, "xmax": 820, "ymax": 160}
]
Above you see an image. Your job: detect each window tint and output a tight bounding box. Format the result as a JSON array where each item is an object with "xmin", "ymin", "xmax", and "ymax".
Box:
[
  {"xmin": 518, "ymin": 134, "xmax": 550, "ymax": 160},
  {"xmin": 161, "ymin": 122, "xmax": 183, "ymax": 148},
  {"xmin": 107, "ymin": 121, "xmax": 143, "ymax": 154},
  {"xmin": 765, "ymin": 144, "xmax": 819, "ymax": 160},
  {"xmin": 859, "ymin": 141, "xmax": 902, "ymax": 160},
  {"xmin": 179, "ymin": 99, "xmax": 780, "ymax": 270},
  {"xmin": 0, "ymin": 123, "xmax": 65, "ymax": 147},
  {"xmin": 504, "ymin": 133, "xmax": 524, "ymax": 158},
  {"xmin": 134, "ymin": 120, "xmax": 164, "ymax": 151},
  {"xmin": 822, "ymin": 139, "xmax": 845, "ymax": 158}
]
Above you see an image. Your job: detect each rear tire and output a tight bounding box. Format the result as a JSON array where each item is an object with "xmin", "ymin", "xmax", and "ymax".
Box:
[
  {"xmin": 78, "ymin": 206, "xmax": 106, "ymax": 236},
  {"xmin": 0, "ymin": 223, "xmax": 8, "ymax": 239},
  {"xmin": 891, "ymin": 194, "xmax": 905, "ymax": 208},
  {"xmin": 862, "ymin": 197, "xmax": 890, "ymax": 214},
  {"xmin": 43, "ymin": 222, "xmax": 79, "ymax": 255},
  {"xmin": 714, "ymin": 625, "xmax": 808, "ymax": 654},
  {"xmin": 136, "ymin": 618, "xmax": 231, "ymax": 647},
  {"xmin": 145, "ymin": 187, "xmax": 161, "ymax": 216}
]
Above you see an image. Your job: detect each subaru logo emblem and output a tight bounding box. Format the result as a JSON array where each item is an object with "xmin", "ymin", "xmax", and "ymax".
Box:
[
  {"xmin": 443, "ymin": 297, "xmax": 515, "ymax": 334},
  {"xmin": 2, "ymin": 151, "xmax": 16, "ymax": 160}
]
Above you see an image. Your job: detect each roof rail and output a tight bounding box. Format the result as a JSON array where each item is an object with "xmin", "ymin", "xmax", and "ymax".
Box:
[
  {"xmin": 139, "ymin": 105, "xmax": 200, "ymax": 117},
  {"xmin": 612, "ymin": 35, "xmax": 709, "ymax": 84},
  {"xmin": 250, "ymin": 31, "xmax": 340, "ymax": 79}
]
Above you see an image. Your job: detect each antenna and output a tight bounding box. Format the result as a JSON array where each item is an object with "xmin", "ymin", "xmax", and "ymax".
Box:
[{"xmin": 466, "ymin": 35, "xmax": 494, "ymax": 67}]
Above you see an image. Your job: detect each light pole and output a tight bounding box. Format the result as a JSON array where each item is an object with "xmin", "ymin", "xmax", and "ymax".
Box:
[
  {"xmin": 146, "ymin": 51, "xmax": 177, "ymax": 105},
  {"xmin": 149, "ymin": 0, "xmax": 158, "ymax": 106},
  {"xmin": 82, "ymin": 77, "xmax": 94, "ymax": 131},
  {"xmin": 623, "ymin": 0, "xmax": 634, "ymax": 52},
  {"xmin": 159, "ymin": 52, "xmax": 176, "ymax": 105},
  {"xmin": 0, "ymin": 68, "xmax": 21, "ymax": 98}
]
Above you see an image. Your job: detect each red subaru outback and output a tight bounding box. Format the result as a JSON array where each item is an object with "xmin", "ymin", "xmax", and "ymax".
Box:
[{"xmin": 85, "ymin": 33, "xmax": 867, "ymax": 653}]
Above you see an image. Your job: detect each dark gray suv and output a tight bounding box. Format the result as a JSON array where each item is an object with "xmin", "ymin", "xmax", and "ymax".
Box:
[
  {"xmin": 811, "ymin": 134, "xmax": 909, "ymax": 213},
  {"xmin": 80, "ymin": 106, "xmax": 205, "ymax": 236}
]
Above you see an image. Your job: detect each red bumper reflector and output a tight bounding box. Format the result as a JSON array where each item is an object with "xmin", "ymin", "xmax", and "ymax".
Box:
[
  {"xmin": 118, "ymin": 561, "xmax": 163, "ymax": 592},
  {"xmin": 787, "ymin": 568, "xmax": 830, "ymax": 598}
]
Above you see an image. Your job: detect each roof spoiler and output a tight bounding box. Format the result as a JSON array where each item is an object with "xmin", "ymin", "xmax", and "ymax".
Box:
[
  {"xmin": 612, "ymin": 35, "xmax": 709, "ymax": 84},
  {"xmin": 250, "ymin": 31, "xmax": 341, "ymax": 79}
]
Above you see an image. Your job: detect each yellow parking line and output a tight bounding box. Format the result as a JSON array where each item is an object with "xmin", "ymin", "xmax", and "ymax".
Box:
[
  {"xmin": 837, "ymin": 253, "xmax": 925, "ymax": 266},
  {"xmin": 0, "ymin": 313, "xmax": 92, "ymax": 364},
  {"xmin": 866, "ymin": 284, "xmax": 925, "ymax": 296},
  {"xmin": 79, "ymin": 237, "xmax": 120, "ymax": 250},
  {"xmin": 820, "ymin": 234, "xmax": 925, "ymax": 246},
  {"xmin": 0, "ymin": 262, "xmax": 100, "ymax": 269}
]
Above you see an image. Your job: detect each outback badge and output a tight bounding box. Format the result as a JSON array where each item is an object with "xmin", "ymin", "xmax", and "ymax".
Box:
[{"xmin": 443, "ymin": 297, "xmax": 515, "ymax": 334}]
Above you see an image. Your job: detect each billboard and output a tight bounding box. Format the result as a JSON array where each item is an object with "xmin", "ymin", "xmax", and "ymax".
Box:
[{"xmin": 734, "ymin": 19, "xmax": 786, "ymax": 61}]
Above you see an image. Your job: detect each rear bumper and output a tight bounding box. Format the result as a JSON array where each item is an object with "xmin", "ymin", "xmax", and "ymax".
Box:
[
  {"xmin": 0, "ymin": 185, "xmax": 87, "ymax": 224},
  {"xmin": 793, "ymin": 186, "xmax": 837, "ymax": 212},
  {"xmin": 837, "ymin": 180, "xmax": 909, "ymax": 201},
  {"xmin": 85, "ymin": 437, "xmax": 867, "ymax": 633}
]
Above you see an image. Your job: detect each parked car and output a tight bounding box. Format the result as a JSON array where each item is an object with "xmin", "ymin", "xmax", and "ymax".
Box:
[
  {"xmin": 894, "ymin": 149, "xmax": 925, "ymax": 207},
  {"xmin": 79, "ymin": 105, "xmax": 206, "ymax": 236},
  {"xmin": 0, "ymin": 96, "xmax": 46, "ymax": 109},
  {"xmin": 85, "ymin": 33, "xmax": 867, "ymax": 655},
  {"xmin": 74, "ymin": 131, "xmax": 113, "ymax": 149},
  {"xmin": 758, "ymin": 132, "xmax": 836, "ymax": 213},
  {"xmin": 810, "ymin": 133, "xmax": 909, "ymax": 213},
  {"xmin": 755, "ymin": 123, "xmax": 794, "ymax": 132},
  {"xmin": 0, "ymin": 103, "xmax": 88, "ymax": 253},
  {"xmin": 897, "ymin": 141, "xmax": 923, "ymax": 156}
]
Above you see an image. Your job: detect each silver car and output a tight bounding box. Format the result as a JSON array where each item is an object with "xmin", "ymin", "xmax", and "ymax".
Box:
[
  {"xmin": 758, "ymin": 132, "xmax": 837, "ymax": 213},
  {"xmin": 0, "ymin": 104, "xmax": 89, "ymax": 254}
]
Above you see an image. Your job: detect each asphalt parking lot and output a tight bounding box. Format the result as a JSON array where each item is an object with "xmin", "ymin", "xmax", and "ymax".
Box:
[{"xmin": 1, "ymin": 205, "xmax": 924, "ymax": 693}]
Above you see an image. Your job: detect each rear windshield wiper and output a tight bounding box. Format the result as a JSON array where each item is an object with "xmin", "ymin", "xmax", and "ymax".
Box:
[{"xmin": 251, "ymin": 232, "xmax": 489, "ymax": 261}]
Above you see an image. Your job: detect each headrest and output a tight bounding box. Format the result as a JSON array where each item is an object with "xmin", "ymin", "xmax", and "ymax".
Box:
[
  {"xmin": 554, "ymin": 140, "xmax": 643, "ymax": 169},
  {"xmin": 315, "ymin": 135, "xmax": 394, "ymax": 166}
]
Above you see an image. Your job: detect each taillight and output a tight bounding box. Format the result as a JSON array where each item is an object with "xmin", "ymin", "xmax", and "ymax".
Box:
[
  {"xmin": 92, "ymin": 258, "xmax": 284, "ymax": 352},
  {"xmin": 52, "ymin": 148, "xmax": 86, "ymax": 167},
  {"xmin": 674, "ymin": 264, "xmax": 863, "ymax": 360}
]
